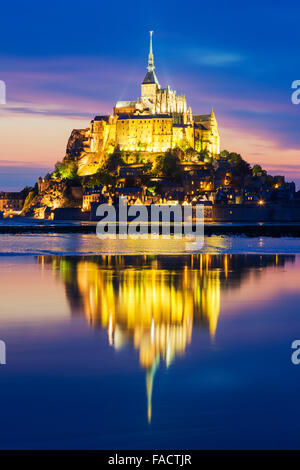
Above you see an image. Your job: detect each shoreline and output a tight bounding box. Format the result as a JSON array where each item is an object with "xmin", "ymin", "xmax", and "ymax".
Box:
[{"xmin": 1, "ymin": 221, "xmax": 300, "ymax": 236}]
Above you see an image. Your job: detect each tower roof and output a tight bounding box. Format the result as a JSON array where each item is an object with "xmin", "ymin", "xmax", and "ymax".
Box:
[
  {"xmin": 142, "ymin": 31, "xmax": 160, "ymax": 87},
  {"xmin": 142, "ymin": 70, "xmax": 160, "ymax": 86}
]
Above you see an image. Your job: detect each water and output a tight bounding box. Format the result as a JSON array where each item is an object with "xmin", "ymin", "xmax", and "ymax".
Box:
[
  {"xmin": 2, "ymin": 233, "xmax": 300, "ymax": 255},
  {"xmin": 0, "ymin": 245, "xmax": 300, "ymax": 449}
]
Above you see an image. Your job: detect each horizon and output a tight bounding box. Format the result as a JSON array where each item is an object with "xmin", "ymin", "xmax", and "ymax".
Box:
[{"xmin": 0, "ymin": 0, "xmax": 299, "ymax": 191}]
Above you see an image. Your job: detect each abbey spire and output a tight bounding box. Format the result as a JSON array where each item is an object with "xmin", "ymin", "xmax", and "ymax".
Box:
[
  {"xmin": 147, "ymin": 30, "xmax": 154, "ymax": 72},
  {"xmin": 142, "ymin": 31, "xmax": 160, "ymax": 87}
]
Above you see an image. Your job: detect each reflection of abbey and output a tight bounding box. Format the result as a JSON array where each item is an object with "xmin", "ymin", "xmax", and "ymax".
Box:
[
  {"xmin": 89, "ymin": 31, "xmax": 220, "ymax": 160},
  {"xmin": 36, "ymin": 254, "xmax": 290, "ymax": 423}
]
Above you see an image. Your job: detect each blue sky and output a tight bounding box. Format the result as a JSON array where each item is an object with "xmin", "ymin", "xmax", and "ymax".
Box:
[{"xmin": 0, "ymin": 0, "xmax": 299, "ymax": 189}]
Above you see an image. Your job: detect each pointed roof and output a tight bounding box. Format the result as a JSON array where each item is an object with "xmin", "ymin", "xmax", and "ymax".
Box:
[
  {"xmin": 142, "ymin": 31, "xmax": 160, "ymax": 87},
  {"xmin": 193, "ymin": 114, "xmax": 210, "ymax": 122},
  {"xmin": 142, "ymin": 70, "xmax": 160, "ymax": 86}
]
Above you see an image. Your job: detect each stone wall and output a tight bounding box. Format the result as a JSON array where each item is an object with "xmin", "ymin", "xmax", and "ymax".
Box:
[{"xmin": 212, "ymin": 204, "xmax": 300, "ymax": 222}]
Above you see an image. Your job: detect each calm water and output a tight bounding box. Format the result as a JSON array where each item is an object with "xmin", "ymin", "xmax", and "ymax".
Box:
[
  {"xmin": 2, "ymin": 233, "xmax": 300, "ymax": 254},
  {"xmin": 1, "ymin": 240, "xmax": 300, "ymax": 448}
]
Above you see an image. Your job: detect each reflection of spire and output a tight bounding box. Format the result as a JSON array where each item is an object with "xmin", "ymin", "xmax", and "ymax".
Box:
[{"xmin": 146, "ymin": 356, "xmax": 159, "ymax": 423}]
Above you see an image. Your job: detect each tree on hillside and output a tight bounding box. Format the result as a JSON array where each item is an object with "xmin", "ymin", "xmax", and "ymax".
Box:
[
  {"xmin": 53, "ymin": 160, "xmax": 78, "ymax": 180},
  {"xmin": 83, "ymin": 171, "xmax": 116, "ymax": 188},
  {"xmin": 198, "ymin": 149, "xmax": 212, "ymax": 163},
  {"xmin": 139, "ymin": 162, "xmax": 154, "ymax": 187},
  {"xmin": 226, "ymin": 152, "xmax": 251, "ymax": 177},
  {"xmin": 219, "ymin": 150, "xmax": 229, "ymax": 158},
  {"xmin": 104, "ymin": 146, "xmax": 126, "ymax": 173},
  {"xmin": 252, "ymin": 164, "xmax": 263, "ymax": 176},
  {"xmin": 155, "ymin": 150, "xmax": 182, "ymax": 181},
  {"xmin": 183, "ymin": 147, "xmax": 199, "ymax": 162}
]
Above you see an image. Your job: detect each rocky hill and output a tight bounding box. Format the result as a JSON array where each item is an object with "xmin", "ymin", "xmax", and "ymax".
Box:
[{"xmin": 63, "ymin": 128, "xmax": 103, "ymax": 176}]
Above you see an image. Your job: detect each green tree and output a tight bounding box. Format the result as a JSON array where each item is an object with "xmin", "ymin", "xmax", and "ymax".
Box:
[
  {"xmin": 155, "ymin": 150, "xmax": 182, "ymax": 181},
  {"xmin": 252, "ymin": 164, "xmax": 263, "ymax": 176},
  {"xmin": 227, "ymin": 152, "xmax": 251, "ymax": 177},
  {"xmin": 139, "ymin": 162, "xmax": 154, "ymax": 187},
  {"xmin": 198, "ymin": 149, "xmax": 212, "ymax": 163},
  {"xmin": 184, "ymin": 147, "xmax": 198, "ymax": 161},
  {"xmin": 104, "ymin": 146, "xmax": 126, "ymax": 173},
  {"xmin": 133, "ymin": 150, "xmax": 143, "ymax": 164},
  {"xmin": 219, "ymin": 150, "xmax": 229, "ymax": 158},
  {"xmin": 83, "ymin": 171, "xmax": 116, "ymax": 188},
  {"xmin": 53, "ymin": 160, "xmax": 78, "ymax": 180}
]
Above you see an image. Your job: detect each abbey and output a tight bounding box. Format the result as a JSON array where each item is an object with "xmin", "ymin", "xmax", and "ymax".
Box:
[{"xmin": 87, "ymin": 32, "xmax": 220, "ymax": 165}]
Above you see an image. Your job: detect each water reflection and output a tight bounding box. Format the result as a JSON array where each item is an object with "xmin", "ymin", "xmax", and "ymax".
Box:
[{"xmin": 36, "ymin": 254, "xmax": 294, "ymax": 422}]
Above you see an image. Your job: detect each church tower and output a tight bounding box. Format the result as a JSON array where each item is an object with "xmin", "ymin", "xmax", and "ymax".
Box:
[{"xmin": 141, "ymin": 31, "xmax": 160, "ymax": 112}]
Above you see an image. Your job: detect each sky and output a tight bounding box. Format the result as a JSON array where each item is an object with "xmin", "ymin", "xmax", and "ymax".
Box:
[{"xmin": 0, "ymin": 0, "xmax": 299, "ymax": 190}]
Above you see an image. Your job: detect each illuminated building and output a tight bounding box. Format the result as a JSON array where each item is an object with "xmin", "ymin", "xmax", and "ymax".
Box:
[
  {"xmin": 0, "ymin": 191, "xmax": 25, "ymax": 214},
  {"xmin": 71, "ymin": 32, "xmax": 220, "ymax": 175}
]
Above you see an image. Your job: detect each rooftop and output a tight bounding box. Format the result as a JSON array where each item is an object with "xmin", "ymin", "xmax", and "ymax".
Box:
[
  {"xmin": 142, "ymin": 70, "xmax": 160, "ymax": 87},
  {"xmin": 117, "ymin": 113, "xmax": 172, "ymax": 120},
  {"xmin": 193, "ymin": 114, "xmax": 211, "ymax": 122},
  {"xmin": 115, "ymin": 101, "xmax": 138, "ymax": 108},
  {"xmin": 92, "ymin": 115, "xmax": 110, "ymax": 122}
]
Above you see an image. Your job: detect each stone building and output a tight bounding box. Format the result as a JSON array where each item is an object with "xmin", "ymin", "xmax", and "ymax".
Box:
[
  {"xmin": 0, "ymin": 192, "xmax": 24, "ymax": 213},
  {"xmin": 194, "ymin": 110, "xmax": 220, "ymax": 155},
  {"xmin": 65, "ymin": 32, "xmax": 220, "ymax": 175},
  {"xmin": 82, "ymin": 187, "xmax": 104, "ymax": 211},
  {"xmin": 116, "ymin": 114, "xmax": 173, "ymax": 154}
]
